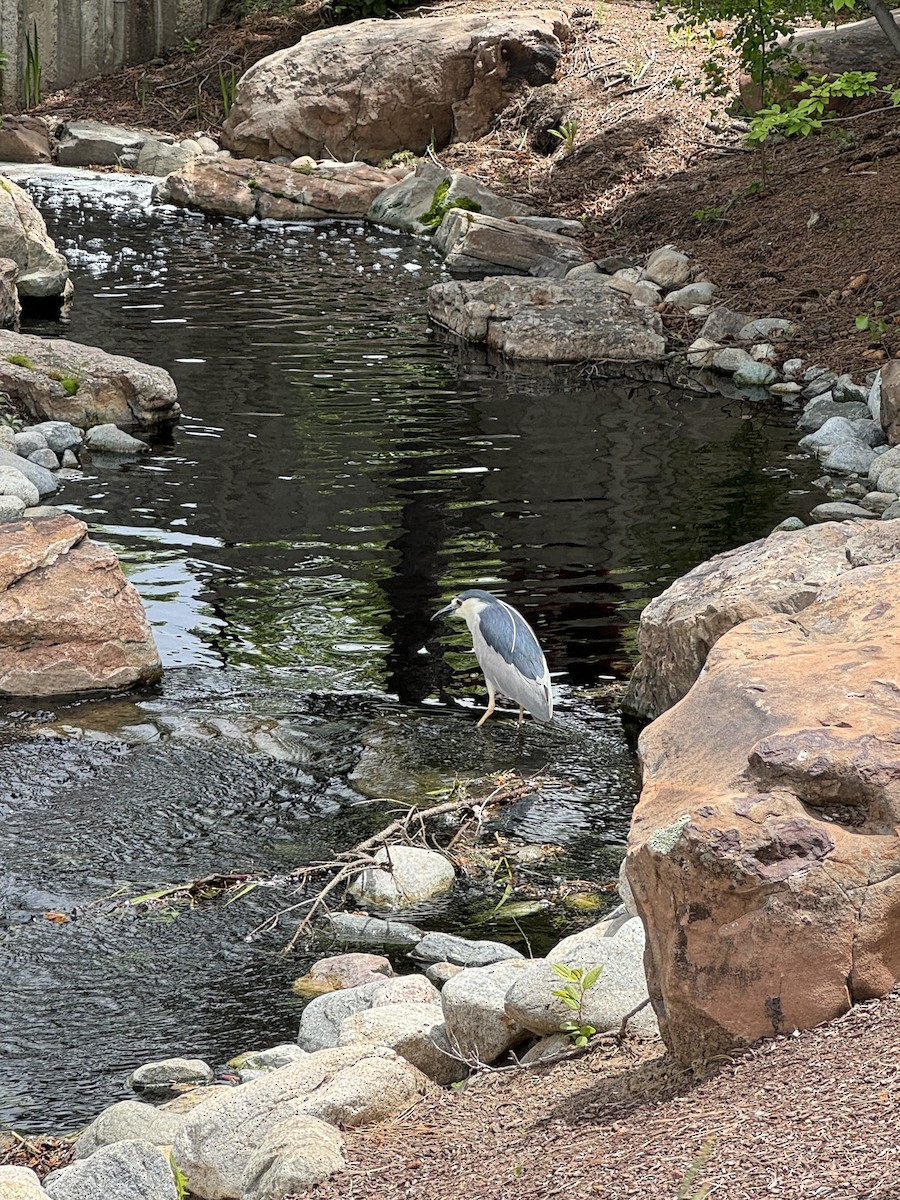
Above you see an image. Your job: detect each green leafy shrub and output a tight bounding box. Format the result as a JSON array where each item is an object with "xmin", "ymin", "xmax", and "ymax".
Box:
[{"xmin": 328, "ymin": 0, "xmax": 416, "ymax": 17}]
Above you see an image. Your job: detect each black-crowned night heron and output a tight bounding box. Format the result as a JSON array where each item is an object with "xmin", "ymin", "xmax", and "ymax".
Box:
[{"xmin": 432, "ymin": 589, "xmax": 553, "ymax": 727}]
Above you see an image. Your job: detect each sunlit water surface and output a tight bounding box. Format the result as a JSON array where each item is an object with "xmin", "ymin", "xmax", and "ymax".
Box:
[{"xmin": 0, "ymin": 169, "xmax": 819, "ymax": 1130}]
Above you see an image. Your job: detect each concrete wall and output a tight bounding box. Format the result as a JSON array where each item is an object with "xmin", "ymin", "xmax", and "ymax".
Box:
[{"xmin": 0, "ymin": 0, "xmax": 228, "ymax": 107}]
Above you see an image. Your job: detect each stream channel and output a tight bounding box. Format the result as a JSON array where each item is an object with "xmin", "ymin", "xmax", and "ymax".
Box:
[{"xmin": 0, "ymin": 168, "xmax": 820, "ymax": 1133}]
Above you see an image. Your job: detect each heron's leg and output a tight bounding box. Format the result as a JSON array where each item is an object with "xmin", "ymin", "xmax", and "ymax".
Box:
[
  {"xmin": 518, "ymin": 705, "xmax": 524, "ymax": 726},
  {"xmin": 477, "ymin": 682, "xmax": 497, "ymax": 727}
]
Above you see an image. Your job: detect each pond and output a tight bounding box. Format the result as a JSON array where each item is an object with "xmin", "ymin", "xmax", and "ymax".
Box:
[{"xmin": 0, "ymin": 169, "xmax": 818, "ymax": 1132}]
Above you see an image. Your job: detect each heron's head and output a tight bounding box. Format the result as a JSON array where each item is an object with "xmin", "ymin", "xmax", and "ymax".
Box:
[{"xmin": 432, "ymin": 589, "xmax": 496, "ymax": 622}]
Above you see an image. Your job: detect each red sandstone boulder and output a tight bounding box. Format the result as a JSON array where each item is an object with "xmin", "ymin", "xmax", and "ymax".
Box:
[
  {"xmin": 0, "ymin": 512, "xmax": 161, "ymax": 695},
  {"xmin": 623, "ymin": 521, "xmax": 900, "ymax": 722},
  {"xmin": 626, "ymin": 560, "xmax": 900, "ymax": 1064}
]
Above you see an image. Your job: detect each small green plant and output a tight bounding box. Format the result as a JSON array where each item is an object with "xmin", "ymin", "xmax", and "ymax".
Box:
[
  {"xmin": 23, "ymin": 20, "xmax": 41, "ymax": 109},
  {"xmin": 171, "ymin": 1156, "xmax": 189, "ymax": 1200},
  {"xmin": 674, "ymin": 1135, "xmax": 715, "ymax": 1199},
  {"xmin": 182, "ymin": 35, "xmax": 202, "ymax": 52},
  {"xmin": 328, "ymin": 0, "xmax": 415, "ymax": 17},
  {"xmin": 6, "ymin": 352, "xmax": 33, "ymax": 369},
  {"xmin": 219, "ymin": 63, "xmax": 238, "ymax": 117},
  {"xmin": 746, "ymin": 71, "xmax": 888, "ymax": 145},
  {"xmin": 420, "ymin": 178, "xmax": 481, "ymax": 230},
  {"xmin": 377, "ymin": 149, "xmax": 417, "ymax": 170},
  {"xmin": 60, "ymin": 374, "xmax": 80, "ymax": 396},
  {"xmin": 551, "ymin": 962, "xmax": 602, "ymax": 1046},
  {"xmin": 692, "ymin": 204, "xmax": 724, "ymax": 223},
  {"xmin": 549, "ymin": 117, "xmax": 580, "ymax": 152},
  {"xmin": 855, "ymin": 301, "xmax": 890, "ymax": 340}
]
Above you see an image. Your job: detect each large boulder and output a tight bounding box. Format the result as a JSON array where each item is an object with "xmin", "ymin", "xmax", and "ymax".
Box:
[
  {"xmin": 338, "ymin": 1001, "xmax": 464, "ymax": 1084},
  {"xmin": 623, "ymin": 521, "xmax": 900, "ymax": 723},
  {"xmin": 221, "ymin": 10, "xmax": 569, "ymax": 163},
  {"xmin": 57, "ymin": 120, "xmax": 147, "ymax": 168},
  {"xmin": 298, "ymin": 974, "xmax": 440, "ymax": 1053},
  {"xmin": 427, "ymin": 276, "xmax": 667, "ymax": 363},
  {"xmin": 0, "ymin": 330, "xmax": 180, "ymax": 431},
  {"xmin": 0, "ymin": 512, "xmax": 161, "ymax": 696},
  {"xmin": 0, "ymin": 257, "xmax": 21, "ymax": 328},
  {"xmin": 434, "ymin": 209, "xmax": 590, "ymax": 278},
  {"xmin": 240, "ymin": 1116, "xmax": 346, "ymax": 1200},
  {"xmin": 0, "ymin": 1166, "xmax": 49, "ymax": 1199},
  {"xmin": 161, "ymin": 157, "xmax": 395, "ymax": 223},
  {"xmin": 626, "ymin": 559, "xmax": 900, "ymax": 1064},
  {"xmin": 75, "ymin": 1100, "xmax": 184, "ymax": 1159},
  {"xmin": 0, "ymin": 115, "xmax": 52, "ymax": 164},
  {"xmin": 367, "ymin": 162, "xmax": 531, "ymax": 235},
  {"xmin": 879, "ymin": 360, "xmax": 900, "ymax": 446},
  {"xmin": 172, "ymin": 1044, "xmax": 429, "ymax": 1199},
  {"xmin": 0, "ymin": 176, "xmax": 70, "ymax": 299},
  {"xmin": 440, "ymin": 958, "xmax": 530, "ymax": 1063}
]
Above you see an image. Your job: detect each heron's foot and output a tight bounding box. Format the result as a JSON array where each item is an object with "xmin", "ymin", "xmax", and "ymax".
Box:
[{"xmin": 477, "ymin": 695, "xmax": 496, "ymax": 727}]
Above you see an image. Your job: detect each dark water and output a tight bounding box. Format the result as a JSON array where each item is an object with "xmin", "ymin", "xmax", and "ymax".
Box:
[{"xmin": 0, "ymin": 169, "xmax": 818, "ymax": 1132}]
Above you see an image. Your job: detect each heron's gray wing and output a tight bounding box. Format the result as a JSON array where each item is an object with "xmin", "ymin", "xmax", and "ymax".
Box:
[{"xmin": 477, "ymin": 601, "xmax": 546, "ymax": 680}]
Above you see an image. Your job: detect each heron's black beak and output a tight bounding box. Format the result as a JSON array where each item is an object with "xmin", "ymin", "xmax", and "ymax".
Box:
[{"xmin": 432, "ymin": 602, "xmax": 454, "ymax": 621}]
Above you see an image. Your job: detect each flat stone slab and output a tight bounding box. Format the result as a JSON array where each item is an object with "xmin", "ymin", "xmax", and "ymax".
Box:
[
  {"xmin": 434, "ymin": 209, "xmax": 590, "ymax": 278},
  {"xmin": 367, "ymin": 162, "xmax": 531, "ymax": 235},
  {"xmin": 162, "ymin": 156, "xmax": 396, "ymax": 222},
  {"xmin": 427, "ymin": 275, "xmax": 667, "ymax": 363}
]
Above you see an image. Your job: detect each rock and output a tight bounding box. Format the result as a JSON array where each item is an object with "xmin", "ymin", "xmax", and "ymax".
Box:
[
  {"xmin": 519, "ymin": 1032, "xmax": 572, "ymax": 1064},
  {"xmin": 74, "ymin": 1100, "xmax": 184, "ymax": 1159},
  {"xmin": 733, "ymin": 360, "xmax": 779, "ymax": 388},
  {"xmin": 618, "ymin": 858, "xmax": 637, "ymax": 915},
  {"xmin": 750, "ymin": 342, "xmax": 776, "ymax": 362},
  {"xmin": 699, "ymin": 306, "xmax": 753, "ymax": 341},
  {"xmin": 338, "ymin": 1001, "xmax": 464, "ymax": 1084},
  {"xmin": 0, "ymin": 257, "xmax": 20, "ymax": 328},
  {"xmin": 819, "ymin": 442, "xmax": 878, "ymax": 476},
  {"xmin": 642, "ymin": 245, "xmax": 690, "ymax": 288},
  {"xmin": 14, "ymin": 429, "xmax": 47, "ymax": 457},
  {"xmin": 27, "ymin": 449, "xmax": 59, "ymax": 470},
  {"xmin": 686, "ymin": 337, "xmax": 720, "ymax": 367},
  {"xmin": 518, "ymin": 216, "xmax": 584, "ymax": 236},
  {"xmin": 241, "ymin": 1116, "xmax": 346, "ymax": 1200},
  {"xmin": 879, "ymin": 360, "xmax": 900, "ymax": 445},
  {"xmin": 44, "ymin": 1141, "xmax": 176, "ymax": 1200},
  {"xmin": 229, "ymin": 1045, "xmax": 308, "ymax": 1083},
  {"xmin": 130, "ymin": 1057, "xmax": 214, "ymax": 1090},
  {"xmin": 632, "ymin": 280, "xmax": 663, "ymax": 307},
  {"xmin": 809, "ymin": 501, "xmax": 877, "ymax": 522},
  {"xmin": 783, "ymin": 9, "xmax": 900, "ymax": 85},
  {"xmin": 0, "ymin": 331, "xmax": 179, "ymax": 431},
  {"xmin": 0, "ymin": 495, "xmax": 25, "ymax": 520},
  {"xmin": 348, "ymin": 845, "xmax": 456, "ymax": 909},
  {"xmin": 627, "ymin": 559, "xmax": 900, "ymax": 1064},
  {"xmin": 665, "ymin": 281, "xmax": 715, "ymax": 307},
  {"xmin": 222, "ymin": 12, "xmax": 568, "ymax": 163},
  {"xmin": 0, "ymin": 450, "xmax": 55, "ymax": 497},
  {"xmin": 802, "ymin": 373, "xmax": 839, "ymax": 400},
  {"xmin": 434, "ymin": 209, "xmax": 589, "ymax": 278},
  {"xmin": 136, "ymin": 137, "xmax": 202, "ymax": 177},
  {"xmin": 869, "ymin": 369, "xmax": 883, "ymax": 421},
  {"xmin": 882, "ymin": 501, "xmax": 900, "ymax": 520},
  {"xmin": 783, "ymin": 357, "xmax": 804, "ymax": 378},
  {"xmin": 172, "ymin": 1045, "xmax": 429, "ymax": 1199},
  {"xmin": 869, "ymin": 444, "xmax": 900, "ymax": 488},
  {"xmin": 711, "ymin": 346, "xmax": 756, "ymax": 374},
  {"xmin": 427, "ymin": 276, "xmax": 667, "ymax": 363},
  {"xmin": 57, "ymin": 120, "xmax": 146, "ymax": 168},
  {"xmin": 84, "ymin": 425, "xmax": 151, "ymax": 455},
  {"xmin": 0, "ymin": 466, "xmax": 39, "ymax": 507},
  {"xmin": 61, "ymin": 450, "xmax": 79, "ymax": 468},
  {"xmin": 28, "ymin": 421, "xmax": 82, "ymax": 454},
  {"xmin": 316, "ymin": 912, "xmax": 424, "ymax": 948},
  {"xmin": 298, "ymin": 974, "xmax": 440, "ymax": 1052},
  {"xmin": 769, "ymin": 381, "xmax": 802, "ymax": 396},
  {"xmin": 771, "ymin": 516, "xmax": 805, "ymax": 532},
  {"xmin": 504, "ymin": 917, "xmax": 658, "ymax": 1038},
  {"xmin": 441, "ymin": 959, "xmax": 530, "ymax": 1063},
  {"xmin": 367, "ymin": 162, "xmax": 531, "ymax": 235},
  {"xmin": 798, "ymin": 396, "xmax": 870, "ymax": 433},
  {"xmin": 0, "ymin": 1166, "xmax": 48, "ymax": 1199},
  {"xmin": 410, "ymin": 931, "xmax": 524, "ymax": 968},
  {"xmin": 737, "ymin": 317, "xmax": 795, "ymax": 340},
  {"xmin": 833, "ymin": 376, "xmax": 869, "ymax": 405},
  {"xmin": 0, "ymin": 424, "xmax": 14, "ymax": 453},
  {"xmin": 0, "ymin": 115, "xmax": 52, "ymax": 164},
  {"xmin": 0, "ymin": 177, "xmax": 70, "ymax": 299},
  {"xmin": 163, "ymin": 157, "xmax": 395, "ymax": 223},
  {"xmin": 424, "ymin": 962, "xmax": 463, "ymax": 988},
  {"xmin": 292, "ymin": 953, "xmax": 393, "ymax": 998},
  {"xmin": 798, "ymin": 416, "xmax": 864, "ymax": 452},
  {"xmin": 623, "ymin": 520, "xmax": 900, "ymax": 722},
  {"xmin": 861, "ymin": 491, "xmax": 897, "ymax": 512}
]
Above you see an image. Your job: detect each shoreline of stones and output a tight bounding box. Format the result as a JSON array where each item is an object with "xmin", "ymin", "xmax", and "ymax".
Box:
[{"xmin": 4, "ymin": 863, "xmax": 654, "ymax": 1200}]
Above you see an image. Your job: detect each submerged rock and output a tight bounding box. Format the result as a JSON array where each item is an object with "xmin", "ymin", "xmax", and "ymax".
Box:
[
  {"xmin": 427, "ymin": 276, "xmax": 667, "ymax": 363},
  {"xmin": 129, "ymin": 1057, "xmax": 214, "ymax": 1090},
  {"xmin": 292, "ymin": 952, "xmax": 393, "ymax": 997},
  {"xmin": 348, "ymin": 845, "xmax": 456, "ymax": 910},
  {"xmin": 410, "ymin": 931, "xmax": 524, "ymax": 968},
  {"xmin": 0, "ymin": 512, "xmax": 161, "ymax": 697},
  {"xmin": 316, "ymin": 911, "xmax": 424, "ymax": 948},
  {"xmin": 84, "ymin": 425, "xmax": 151, "ymax": 455},
  {"xmin": 221, "ymin": 11, "xmax": 568, "ymax": 163}
]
